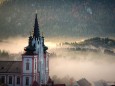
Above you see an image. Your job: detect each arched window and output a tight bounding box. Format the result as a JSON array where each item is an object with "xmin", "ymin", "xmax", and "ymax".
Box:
[
  {"xmin": 35, "ymin": 59, "xmax": 36, "ymax": 70},
  {"xmin": 26, "ymin": 61, "xmax": 29, "ymax": 70}
]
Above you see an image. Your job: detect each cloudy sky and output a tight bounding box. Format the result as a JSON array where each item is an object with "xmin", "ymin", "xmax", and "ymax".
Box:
[
  {"xmin": 0, "ymin": 0, "xmax": 115, "ymax": 39},
  {"xmin": 0, "ymin": 0, "xmax": 115, "ymax": 53}
]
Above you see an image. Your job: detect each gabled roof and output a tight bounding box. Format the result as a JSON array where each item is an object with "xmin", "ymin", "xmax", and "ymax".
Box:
[
  {"xmin": 0, "ymin": 61, "xmax": 21, "ymax": 73},
  {"xmin": 32, "ymin": 81, "xmax": 39, "ymax": 86},
  {"xmin": 77, "ymin": 78, "xmax": 91, "ymax": 86},
  {"xmin": 47, "ymin": 77, "xmax": 53, "ymax": 83}
]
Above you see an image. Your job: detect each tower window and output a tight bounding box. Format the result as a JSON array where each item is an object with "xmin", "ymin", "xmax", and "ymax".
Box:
[
  {"xmin": 16, "ymin": 76, "xmax": 20, "ymax": 84},
  {"xmin": 26, "ymin": 77, "xmax": 29, "ymax": 85},
  {"xmin": 26, "ymin": 62, "xmax": 29, "ymax": 70},
  {"xmin": 35, "ymin": 59, "xmax": 36, "ymax": 70},
  {"xmin": 9, "ymin": 76, "xmax": 12, "ymax": 84}
]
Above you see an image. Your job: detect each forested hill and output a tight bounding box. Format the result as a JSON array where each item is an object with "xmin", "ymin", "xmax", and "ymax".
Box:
[
  {"xmin": 58, "ymin": 37, "xmax": 115, "ymax": 55},
  {"xmin": 63, "ymin": 37, "xmax": 115, "ymax": 49}
]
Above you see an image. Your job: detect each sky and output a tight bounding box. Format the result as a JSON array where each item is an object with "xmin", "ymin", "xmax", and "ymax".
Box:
[
  {"xmin": 0, "ymin": 0, "xmax": 115, "ymax": 53},
  {"xmin": 0, "ymin": 0, "xmax": 115, "ymax": 39}
]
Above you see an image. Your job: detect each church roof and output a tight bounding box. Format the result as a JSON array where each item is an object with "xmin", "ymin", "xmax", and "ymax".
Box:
[
  {"xmin": 0, "ymin": 61, "xmax": 21, "ymax": 73},
  {"xmin": 32, "ymin": 81, "xmax": 39, "ymax": 86},
  {"xmin": 77, "ymin": 78, "xmax": 91, "ymax": 86},
  {"xmin": 47, "ymin": 77, "xmax": 53, "ymax": 83}
]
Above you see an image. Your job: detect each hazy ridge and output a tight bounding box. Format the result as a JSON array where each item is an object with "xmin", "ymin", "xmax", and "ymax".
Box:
[{"xmin": 56, "ymin": 37, "xmax": 115, "ymax": 56}]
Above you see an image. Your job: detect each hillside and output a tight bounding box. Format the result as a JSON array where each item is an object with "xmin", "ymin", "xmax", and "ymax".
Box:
[{"xmin": 59, "ymin": 37, "xmax": 115, "ymax": 55}]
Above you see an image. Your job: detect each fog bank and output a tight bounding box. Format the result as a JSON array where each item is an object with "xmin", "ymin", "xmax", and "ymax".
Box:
[{"xmin": 49, "ymin": 49, "xmax": 115, "ymax": 82}]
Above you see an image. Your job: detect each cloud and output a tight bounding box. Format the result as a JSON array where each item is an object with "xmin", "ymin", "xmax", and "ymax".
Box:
[{"xmin": 0, "ymin": 0, "xmax": 115, "ymax": 40}]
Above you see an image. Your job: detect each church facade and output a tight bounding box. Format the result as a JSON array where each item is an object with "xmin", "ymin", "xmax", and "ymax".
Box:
[
  {"xmin": 0, "ymin": 14, "xmax": 65, "ymax": 86},
  {"xmin": 22, "ymin": 13, "xmax": 49, "ymax": 86}
]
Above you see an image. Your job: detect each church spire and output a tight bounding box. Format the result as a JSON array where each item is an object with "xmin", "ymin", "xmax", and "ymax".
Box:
[{"xmin": 33, "ymin": 14, "xmax": 40, "ymax": 39}]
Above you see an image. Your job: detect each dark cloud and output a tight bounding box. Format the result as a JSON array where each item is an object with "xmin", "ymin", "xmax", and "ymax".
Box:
[{"xmin": 0, "ymin": 0, "xmax": 115, "ymax": 40}]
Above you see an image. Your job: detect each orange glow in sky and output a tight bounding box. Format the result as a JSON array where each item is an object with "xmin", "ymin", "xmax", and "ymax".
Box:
[{"xmin": 0, "ymin": 37, "xmax": 57, "ymax": 53}]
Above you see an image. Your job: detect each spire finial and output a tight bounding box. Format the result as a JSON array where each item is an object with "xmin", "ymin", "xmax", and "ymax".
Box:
[{"xmin": 35, "ymin": 10, "xmax": 37, "ymax": 19}]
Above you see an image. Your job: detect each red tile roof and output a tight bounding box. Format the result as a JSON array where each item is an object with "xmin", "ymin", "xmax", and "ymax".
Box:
[
  {"xmin": 0, "ymin": 61, "xmax": 21, "ymax": 73},
  {"xmin": 32, "ymin": 81, "xmax": 39, "ymax": 86}
]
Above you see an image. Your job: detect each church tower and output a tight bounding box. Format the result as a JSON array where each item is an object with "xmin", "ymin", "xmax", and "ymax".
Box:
[{"xmin": 22, "ymin": 14, "xmax": 49, "ymax": 86}]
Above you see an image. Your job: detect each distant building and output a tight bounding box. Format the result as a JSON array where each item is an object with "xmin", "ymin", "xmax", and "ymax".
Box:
[
  {"xmin": 74, "ymin": 78, "xmax": 91, "ymax": 86},
  {"xmin": 94, "ymin": 80, "xmax": 109, "ymax": 86},
  {"xmin": 0, "ymin": 14, "xmax": 65, "ymax": 86},
  {"xmin": 108, "ymin": 82, "xmax": 115, "ymax": 86}
]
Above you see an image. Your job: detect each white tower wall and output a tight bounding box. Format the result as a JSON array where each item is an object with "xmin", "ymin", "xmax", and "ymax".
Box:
[
  {"xmin": 22, "ymin": 56, "xmax": 32, "ymax": 73},
  {"xmin": 22, "ymin": 55, "xmax": 39, "ymax": 86}
]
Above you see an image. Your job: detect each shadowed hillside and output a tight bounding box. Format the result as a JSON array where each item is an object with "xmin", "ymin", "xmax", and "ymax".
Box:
[{"xmin": 57, "ymin": 37, "xmax": 115, "ymax": 55}]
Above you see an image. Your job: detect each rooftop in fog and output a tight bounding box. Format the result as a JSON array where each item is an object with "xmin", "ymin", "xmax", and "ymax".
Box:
[{"xmin": 0, "ymin": 61, "xmax": 21, "ymax": 73}]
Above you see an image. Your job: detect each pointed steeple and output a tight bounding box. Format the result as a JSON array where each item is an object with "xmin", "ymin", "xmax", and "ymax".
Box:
[{"xmin": 33, "ymin": 14, "xmax": 40, "ymax": 39}]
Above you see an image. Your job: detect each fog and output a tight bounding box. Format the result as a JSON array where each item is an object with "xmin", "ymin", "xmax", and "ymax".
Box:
[
  {"xmin": 0, "ymin": 37, "xmax": 115, "ymax": 83},
  {"xmin": 49, "ymin": 49, "xmax": 115, "ymax": 82}
]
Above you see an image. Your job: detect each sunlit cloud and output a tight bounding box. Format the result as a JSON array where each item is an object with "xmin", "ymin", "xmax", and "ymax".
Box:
[{"xmin": 0, "ymin": 37, "xmax": 58, "ymax": 53}]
